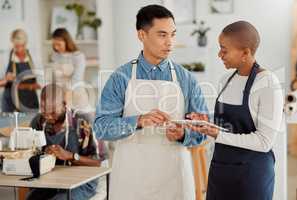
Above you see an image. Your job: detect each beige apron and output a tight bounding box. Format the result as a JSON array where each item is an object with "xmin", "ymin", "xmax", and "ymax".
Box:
[
  {"xmin": 50, "ymin": 55, "xmax": 90, "ymax": 111},
  {"xmin": 109, "ymin": 60, "xmax": 195, "ymax": 200}
]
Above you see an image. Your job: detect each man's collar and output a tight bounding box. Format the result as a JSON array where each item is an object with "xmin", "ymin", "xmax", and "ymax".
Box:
[{"xmin": 137, "ymin": 51, "xmax": 170, "ymax": 72}]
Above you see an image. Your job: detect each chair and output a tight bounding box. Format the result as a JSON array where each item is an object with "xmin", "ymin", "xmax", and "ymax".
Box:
[
  {"xmin": 90, "ymin": 175, "xmax": 108, "ymax": 200},
  {"xmin": 18, "ymin": 187, "xmax": 29, "ymax": 200},
  {"xmin": 189, "ymin": 140, "xmax": 209, "ymax": 200}
]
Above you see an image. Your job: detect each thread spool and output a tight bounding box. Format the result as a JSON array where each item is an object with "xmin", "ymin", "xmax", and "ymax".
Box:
[
  {"xmin": 284, "ymin": 102, "xmax": 297, "ymax": 115},
  {"xmin": 286, "ymin": 90, "xmax": 297, "ymax": 103}
]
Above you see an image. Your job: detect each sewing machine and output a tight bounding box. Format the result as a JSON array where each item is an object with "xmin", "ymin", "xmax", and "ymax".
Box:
[
  {"xmin": 0, "ymin": 113, "xmax": 56, "ymax": 176},
  {"xmin": 284, "ymin": 90, "xmax": 297, "ymax": 123},
  {"xmin": 1, "ymin": 127, "xmax": 56, "ymax": 176},
  {"xmin": 2, "ymin": 154, "xmax": 56, "ymax": 176}
]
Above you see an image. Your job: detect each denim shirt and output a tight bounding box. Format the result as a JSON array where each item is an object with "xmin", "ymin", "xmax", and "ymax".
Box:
[{"xmin": 94, "ymin": 52, "xmax": 208, "ymax": 147}]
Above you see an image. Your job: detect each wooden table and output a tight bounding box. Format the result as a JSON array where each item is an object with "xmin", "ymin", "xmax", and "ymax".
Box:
[
  {"xmin": 0, "ymin": 166, "xmax": 111, "ymax": 200},
  {"xmin": 190, "ymin": 140, "xmax": 210, "ymax": 200}
]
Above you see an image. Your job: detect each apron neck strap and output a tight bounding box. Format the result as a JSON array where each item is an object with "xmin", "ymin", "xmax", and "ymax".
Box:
[
  {"xmin": 216, "ymin": 70, "xmax": 238, "ymax": 102},
  {"xmin": 63, "ymin": 111, "xmax": 70, "ymax": 166},
  {"xmin": 169, "ymin": 60, "xmax": 177, "ymax": 82},
  {"xmin": 216, "ymin": 62, "xmax": 260, "ymax": 104},
  {"xmin": 242, "ymin": 62, "xmax": 260, "ymax": 105},
  {"xmin": 131, "ymin": 59, "xmax": 138, "ymax": 80}
]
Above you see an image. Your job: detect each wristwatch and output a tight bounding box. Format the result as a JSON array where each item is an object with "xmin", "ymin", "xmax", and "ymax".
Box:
[{"xmin": 73, "ymin": 153, "xmax": 80, "ymax": 161}]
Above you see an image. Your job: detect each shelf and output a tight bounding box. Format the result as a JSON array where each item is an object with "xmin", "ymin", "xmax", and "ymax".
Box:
[
  {"xmin": 175, "ymin": 43, "xmax": 187, "ymax": 48},
  {"xmin": 43, "ymin": 40, "xmax": 98, "ymax": 45},
  {"xmin": 86, "ymin": 59, "xmax": 100, "ymax": 68},
  {"xmin": 86, "ymin": 64, "xmax": 99, "ymax": 68},
  {"xmin": 43, "ymin": 62, "xmax": 99, "ymax": 68}
]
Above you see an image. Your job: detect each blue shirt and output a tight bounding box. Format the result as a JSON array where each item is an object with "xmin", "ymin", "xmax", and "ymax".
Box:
[{"xmin": 94, "ymin": 52, "xmax": 208, "ymax": 147}]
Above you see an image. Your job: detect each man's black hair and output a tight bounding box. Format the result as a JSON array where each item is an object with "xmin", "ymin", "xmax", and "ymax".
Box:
[{"xmin": 136, "ymin": 4, "xmax": 175, "ymax": 30}]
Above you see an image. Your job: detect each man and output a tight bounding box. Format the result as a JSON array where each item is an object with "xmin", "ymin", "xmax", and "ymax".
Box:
[
  {"xmin": 27, "ymin": 84, "xmax": 107, "ymax": 200},
  {"xmin": 94, "ymin": 4, "xmax": 208, "ymax": 200}
]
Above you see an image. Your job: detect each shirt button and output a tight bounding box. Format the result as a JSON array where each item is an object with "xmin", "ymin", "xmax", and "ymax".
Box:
[{"xmin": 153, "ymin": 67, "xmax": 157, "ymax": 70}]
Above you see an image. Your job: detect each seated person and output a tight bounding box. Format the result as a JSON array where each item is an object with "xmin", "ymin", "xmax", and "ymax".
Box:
[{"xmin": 26, "ymin": 84, "xmax": 106, "ymax": 200}]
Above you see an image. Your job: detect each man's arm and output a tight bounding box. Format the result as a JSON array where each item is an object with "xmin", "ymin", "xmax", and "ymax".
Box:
[
  {"xmin": 180, "ymin": 74, "xmax": 209, "ymax": 147},
  {"xmin": 93, "ymin": 68, "xmax": 170, "ymax": 141},
  {"xmin": 93, "ymin": 68, "xmax": 139, "ymax": 141},
  {"xmin": 72, "ymin": 155, "xmax": 100, "ymax": 166},
  {"xmin": 45, "ymin": 145, "xmax": 100, "ymax": 166}
]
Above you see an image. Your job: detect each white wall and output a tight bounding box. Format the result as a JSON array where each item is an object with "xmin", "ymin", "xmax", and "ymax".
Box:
[
  {"xmin": 111, "ymin": 0, "xmax": 292, "ymax": 199},
  {"xmin": 97, "ymin": 0, "xmax": 115, "ymax": 69},
  {"xmin": 0, "ymin": 0, "xmax": 42, "ymax": 108},
  {"xmin": 112, "ymin": 0, "xmax": 162, "ymax": 66},
  {"xmin": 0, "ymin": 0, "xmax": 42, "ymax": 74}
]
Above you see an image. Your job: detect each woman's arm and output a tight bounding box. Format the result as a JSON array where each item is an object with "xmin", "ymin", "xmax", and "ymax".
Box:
[
  {"xmin": 214, "ymin": 76, "xmax": 283, "ymax": 152},
  {"xmin": 0, "ymin": 78, "xmax": 7, "ymax": 87},
  {"xmin": 17, "ymin": 83, "xmax": 41, "ymax": 90},
  {"xmin": 188, "ymin": 72, "xmax": 284, "ymax": 152},
  {"xmin": 0, "ymin": 72, "xmax": 15, "ymax": 87}
]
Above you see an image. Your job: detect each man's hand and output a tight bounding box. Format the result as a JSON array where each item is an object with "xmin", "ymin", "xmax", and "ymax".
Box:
[
  {"xmin": 166, "ymin": 123, "xmax": 185, "ymax": 142},
  {"xmin": 45, "ymin": 144, "xmax": 73, "ymax": 161},
  {"xmin": 137, "ymin": 109, "xmax": 170, "ymax": 128}
]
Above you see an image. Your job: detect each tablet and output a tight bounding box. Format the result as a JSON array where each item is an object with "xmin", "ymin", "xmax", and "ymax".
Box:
[{"xmin": 171, "ymin": 119, "xmax": 229, "ymax": 132}]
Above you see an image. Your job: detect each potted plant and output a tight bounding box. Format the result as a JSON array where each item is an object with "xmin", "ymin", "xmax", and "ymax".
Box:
[
  {"xmin": 81, "ymin": 11, "xmax": 102, "ymax": 40},
  {"xmin": 182, "ymin": 62, "xmax": 205, "ymax": 72},
  {"xmin": 65, "ymin": 3, "xmax": 102, "ymax": 40},
  {"xmin": 192, "ymin": 62, "xmax": 205, "ymax": 72}
]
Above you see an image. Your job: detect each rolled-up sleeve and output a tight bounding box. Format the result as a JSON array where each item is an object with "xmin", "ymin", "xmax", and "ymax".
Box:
[{"xmin": 93, "ymin": 68, "xmax": 138, "ymax": 141}]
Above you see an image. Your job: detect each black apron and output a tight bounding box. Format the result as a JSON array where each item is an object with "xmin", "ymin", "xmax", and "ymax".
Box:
[
  {"xmin": 2, "ymin": 50, "xmax": 39, "ymax": 112},
  {"xmin": 206, "ymin": 63, "xmax": 275, "ymax": 200}
]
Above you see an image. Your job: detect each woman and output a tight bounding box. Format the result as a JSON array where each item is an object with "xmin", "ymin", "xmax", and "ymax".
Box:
[
  {"xmin": 187, "ymin": 21, "xmax": 283, "ymax": 200},
  {"xmin": 50, "ymin": 28, "xmax": 89, "ymax": 110},
  {"xmin": 0, "ymin": 29, "xmax": 40, "ymax": 112}
]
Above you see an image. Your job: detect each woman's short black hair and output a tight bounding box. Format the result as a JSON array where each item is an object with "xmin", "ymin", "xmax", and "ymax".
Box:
[
  {"xmin": 222, "ymin": 21, "xmax": 260, "ymax": 55},
  {"xmin": 136, "ymin": 4, "xmax": 175, "ymax": 30}
]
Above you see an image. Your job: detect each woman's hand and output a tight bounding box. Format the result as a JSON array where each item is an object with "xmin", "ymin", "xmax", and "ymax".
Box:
[
  {"xmin": 186, "ymin": 112, "xmax": 209, "ymax": 121},
  {"xmin": 185, "ymin": 112, "xmax": 219, "ymax": 139},
  {"xmin": 0, "ymin": 72, "xmax": 15, "ymax": 87},
  {"xmin": 5, "ymin": 72, "xmax": 15, "ymax": 82},
  {"xmin": 186, "ymin": 124, "xmax": 219, "ymax": 139}
]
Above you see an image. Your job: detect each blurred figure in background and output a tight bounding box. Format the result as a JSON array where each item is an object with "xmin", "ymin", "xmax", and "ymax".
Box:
[
  {"xmin": 49, "ymin": 28, "xmax": 90, "ymax": 111},
  {"xmin": 27, "ymin": 84, "xmax": 108, "ymax": 200},
  {"xmin": 0, "ymin": 29, "xmax": 40, "ymax": 112}
]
